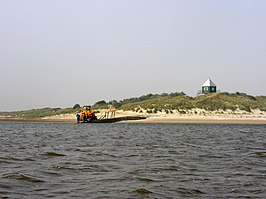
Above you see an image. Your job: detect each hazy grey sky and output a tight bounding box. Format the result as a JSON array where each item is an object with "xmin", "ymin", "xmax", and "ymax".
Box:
[{"xmin": 0, "ymin": 0, "xmax": 265, "ymax": 111}]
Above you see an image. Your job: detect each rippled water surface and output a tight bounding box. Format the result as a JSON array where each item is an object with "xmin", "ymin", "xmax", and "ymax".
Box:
[{"xmin": 0, "ymin": 122, "xmax": 265, "ymax": 198}]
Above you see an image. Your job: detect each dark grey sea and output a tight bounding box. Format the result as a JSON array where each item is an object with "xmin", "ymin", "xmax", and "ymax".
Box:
[{"xmin": 0, "ymin": 122, "xmax": 265, "ymax": 198}]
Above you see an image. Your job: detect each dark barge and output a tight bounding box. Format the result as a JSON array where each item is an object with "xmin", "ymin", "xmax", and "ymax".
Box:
[{"xmin": 80, "ymin": 116, "xmax": 146, "ymax": 123}]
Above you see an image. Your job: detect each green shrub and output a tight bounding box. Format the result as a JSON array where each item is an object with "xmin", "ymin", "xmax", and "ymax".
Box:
[
  {"xmin": 146, "ymin": 109, "xmax": 153, "ymax": 114},
  {"xmin": 73, "ymin": 104, "xmax": 81, "ymax": 109}
]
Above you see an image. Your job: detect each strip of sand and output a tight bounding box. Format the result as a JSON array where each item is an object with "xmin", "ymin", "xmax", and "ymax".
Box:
[
  {"xmin": 0, "ymin": 118, "xmax": 76, "ymax": 123},
  {"xmin": 1, "ymin": 109, "xmax": 266, "ymax": 124},
  {"xmin": 108, "ymin": 109, "xmax": 266, "ymax": 124},
  {"xmin": 121, "ymin": 117, "xmax": 266, "ymax": 124}
]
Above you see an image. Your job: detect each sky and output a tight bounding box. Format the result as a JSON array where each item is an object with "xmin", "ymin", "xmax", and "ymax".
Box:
[{"xmin": 0, "ymin": 0, "xmax": 265, "ymax": 111}]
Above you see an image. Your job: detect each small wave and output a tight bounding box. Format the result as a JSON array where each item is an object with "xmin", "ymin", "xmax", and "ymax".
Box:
[
  {"xmin": 2, "ymin": 173, "xmax": 45, "ymax": 183},
  {"xmin": 42, "ymin": 152, "xmax": 66, "ymax": 157},
  {"xmin": 134, "ymin": 188, "xmax": 153, "ymax": 194},
  {"xmin": 0, "ymin": 183, "xmax": 12, "ymax": 189},
  {"xmin": 53, "ymin": 163, "xmax": 109, "ymax": 172},
  {"xmin": 53, "ymin": 165, "xmax": 80, "ymax": 171},
  {"xmin": 0, "ymin": 156, "xmax": 34, "ymax": 163},
  {"xmin": 176, "ymin": 187, "xmax": 205, "ymax": 196},
  {"xmin": 0, "ymin": 156, "xmax": 21, "ymax": 161},
  {"xmin": 136, "ymin": 177, "xmax": 157, "ymax": 182},
  {"xmin": 41, "ymin": 170, "xmax": 62, "ymax": 176},
  {"xmin": 162, "ymin": 165, "xmax": 180, "ymax": 171}
]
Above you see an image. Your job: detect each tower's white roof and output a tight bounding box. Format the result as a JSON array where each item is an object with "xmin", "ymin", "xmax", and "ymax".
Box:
[{"xmin": 202, "ymin": 78, "xmax": 216, "ymax": 87}]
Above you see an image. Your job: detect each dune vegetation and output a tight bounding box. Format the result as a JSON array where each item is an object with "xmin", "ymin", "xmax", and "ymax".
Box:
[
  {"xmin": 0, "ymin": 107, "xmax": 77, "ymax": 119},
  {"xmin": 119, "ymin": 92, "xmax": 266, "ymax": 113}
]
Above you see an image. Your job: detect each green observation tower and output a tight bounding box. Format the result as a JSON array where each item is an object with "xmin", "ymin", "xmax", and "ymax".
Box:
[{"xmin": 201, "ymin": 78, "xmax": 217, "ymax": 94}]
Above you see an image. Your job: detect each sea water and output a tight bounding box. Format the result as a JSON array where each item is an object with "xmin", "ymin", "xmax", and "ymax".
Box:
[{"xmin": 0, "ymin": 122, "xmax": 265, "ymax": 198}]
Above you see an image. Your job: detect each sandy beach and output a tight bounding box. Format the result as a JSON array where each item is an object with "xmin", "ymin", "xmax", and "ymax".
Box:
[
  {"xmin": 115, "ymin": 109, "xmax": 266, "ymax": 124},
  {"xmin": 1, "ymin": 108, "xmax": 266, "ymax": 124}
]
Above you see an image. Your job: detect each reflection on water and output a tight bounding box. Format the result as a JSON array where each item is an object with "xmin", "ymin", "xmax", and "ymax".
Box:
[{"xmin": 0, "ymin": 122, "xmax": 265, "ymax": 198}]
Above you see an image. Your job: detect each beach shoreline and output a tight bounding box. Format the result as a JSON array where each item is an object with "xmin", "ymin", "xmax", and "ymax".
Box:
[
  {"xmin": 0, "ymin": 118, "xmax": 76, "ymax": 123},
  {"xmin": 1, "ymin": 111, "xmax": 266, "ymax": 124},
  {"xmin": 1, "ymin": 118, "xmax": 266, "ymax": 124},
  {"xmin": 121, "ymin": 117, "xmax": 266, "ymax": 124}
]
